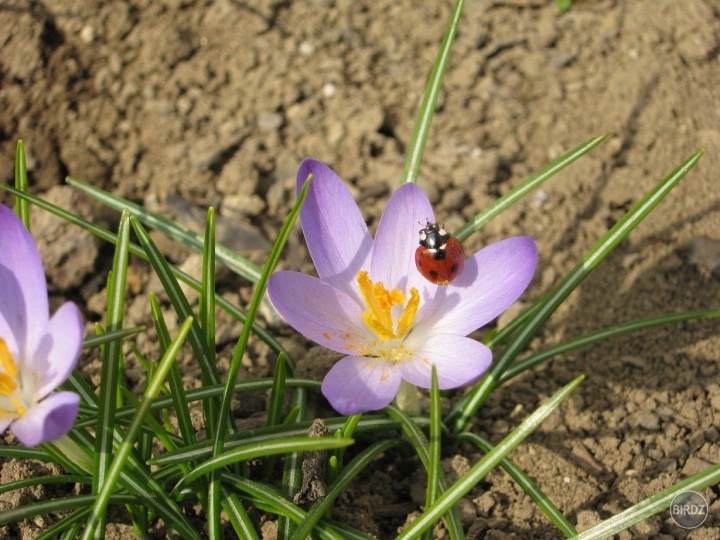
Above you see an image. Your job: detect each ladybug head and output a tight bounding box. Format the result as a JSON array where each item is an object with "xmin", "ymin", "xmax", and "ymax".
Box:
[{"xmin": 418, "ymin": 221, "xmax": 451, "ymax": 249}]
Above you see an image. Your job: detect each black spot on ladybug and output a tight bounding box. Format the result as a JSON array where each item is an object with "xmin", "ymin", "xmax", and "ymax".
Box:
[
  {"xmin": 450, "ymin": 263, "xmax": 459, "ymax": 273},
  {"xmin": 417, "ymin": 260, "xmax": 423, "ymax": 266},
  {"xmin": 429, "ymin": 270, "xmax": 439, "ymax": 279}
]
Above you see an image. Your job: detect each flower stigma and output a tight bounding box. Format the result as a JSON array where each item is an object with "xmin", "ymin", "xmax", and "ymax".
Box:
[
  {"xmin": 356, "ymin": 271, "xmax": 420, "ymax": 364},
  {"xmin": 0, "ymin": 337, "xmax": 29, "ymax": 418}
]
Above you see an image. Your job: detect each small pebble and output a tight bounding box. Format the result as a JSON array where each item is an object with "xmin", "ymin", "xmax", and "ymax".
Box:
[
  {"xmin": 322, "ymin": 83, "xmax": 336, "ymax": 98},
  {"xmin": 80, "ymin": 25, "xmax": 95, "ymax": 44},
  {"xmin": 257, "ymin": 111, "xmax": 284, "ymax": 132},
  {"xmin": 634, "ymin": 411, "xmax": 660, "ymax": 431},
  {"xmin": 298, "ymin": 41, "xmax": 315, "ymax": 56}
]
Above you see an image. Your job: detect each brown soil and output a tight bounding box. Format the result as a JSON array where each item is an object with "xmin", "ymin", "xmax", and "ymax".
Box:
[{"xmin": 2, "ymin": 0, "xmax": 720, "ymax": 538}]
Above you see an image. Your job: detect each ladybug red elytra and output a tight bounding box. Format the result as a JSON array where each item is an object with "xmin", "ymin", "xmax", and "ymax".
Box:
[{"xmin": 414, "ymin": 221, "xmax": 465, "ymax": 286}]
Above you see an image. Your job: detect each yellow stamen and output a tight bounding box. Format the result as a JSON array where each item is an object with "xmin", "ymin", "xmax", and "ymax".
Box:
[
  {"xmin": 0, "ymin": 337, "xmax": 24, "ymax": 415},
  {"xmin": 356, "ymin": 271, "xmax": 420, "ymax": 343},
  {"xmin": 0, "ymin": 338, "xmax": 17, "ymax": 380},
  {"xmin": 0, "ymin": 373, "xmax": 17, "ymax": 395},
  {"xmin": 362, "ymin": 312, "xmax": 396, "ymax": 341},
  {"xmin": 396, "ymin": 287, "xmax": 419, "ymax": 339}
]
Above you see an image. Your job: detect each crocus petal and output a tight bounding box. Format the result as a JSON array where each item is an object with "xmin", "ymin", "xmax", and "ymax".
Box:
[
  {"xmin": 297, "ymin": 159, "xmax": 373, "ymax": 300},
  {"xmin": 400, "ymin": 334, "xmax": 492, "ymax": 389},
  {"xmin": 413, "ymin": 236, "xmax": 537, "ymax": 337},
  {"xmin": 268, "ymin": 271, "xmax": 374, "ymax": 355},
  {"xmin": 11, "ymin": 391, "xmax": 80, "ymax": 446},
  {"xmin": 0, "ymin": 205, "xmax": 49, "ymax": 360},
  {"xmin": 0, "ymin": 311, "xmax": 19, "ymax": 362},
  {"xmin": 371, "ymin": 183, "xmax": 437, "ymax": 303},
  {"xmin": 321, "ymin": 356, "xmax": 402, "ymax": 415},
  {"xmin": 32, "ymin": 302, "xmax": 84, "ymax": 399}
]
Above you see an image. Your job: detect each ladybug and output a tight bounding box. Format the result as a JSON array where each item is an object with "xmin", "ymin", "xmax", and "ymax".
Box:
[{"xmin": 414, "ymin": 221, "xmax": 465, "ymax": 285}]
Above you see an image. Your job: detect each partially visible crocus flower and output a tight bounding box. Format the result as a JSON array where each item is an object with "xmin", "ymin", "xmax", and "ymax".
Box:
[
  {"xmin": 0, "ymin": 204, "xmax": 83, "ymax": 446},
  {"xmin": 268, "ymin": 159, "xmax": 538, "ymax": 415}
]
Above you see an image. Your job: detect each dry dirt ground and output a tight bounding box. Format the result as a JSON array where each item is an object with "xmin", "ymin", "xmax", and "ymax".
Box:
[{"xmin": 2, "ymin": 0, "xmax": 720, "ymax": 538}]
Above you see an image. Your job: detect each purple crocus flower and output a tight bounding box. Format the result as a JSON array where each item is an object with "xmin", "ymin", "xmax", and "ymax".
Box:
[
  {"xmin": 0, "ymin": 204, "xmax": 83, "ymax": 446},
  {"xmin": 268, "ymin": 159, "xmax": 538, "ymax": 415}
]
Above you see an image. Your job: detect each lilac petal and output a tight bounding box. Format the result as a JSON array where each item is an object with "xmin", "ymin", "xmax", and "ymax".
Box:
[
  {"xmin": 413, "ymin": 236, "xmax": 537, "ymax": 337},
  {"xmin": 400, "ymin": 334, "xmax": 492, "ymax": 389},
  {"xmin": 297, "ymin": 159, "xmax": 373, "ymax": 300},
  {"xmin": 32, "ymin": 302, "xmax": 84, "ymax": 399},
  {"xmin": 321, "ymin": 356, "xmax": 402, "ymax": 415},
  {"xmin": 0, "ymin": 205, "xmax": 49, "ymax": 360},
  {"xmin": 268, "ymin": 271, "xmax": 374, "ymax": 355},
  {"xmin": 0, "ymin": 312, "xmax": 19, "ymax": 361},
  {"xmin": 12, "ymin": 391, "xmax": 80, "ymax": 446},
  {"xmin": 371, "ymin": 183, "xmax": 437, "ymax": 303}
]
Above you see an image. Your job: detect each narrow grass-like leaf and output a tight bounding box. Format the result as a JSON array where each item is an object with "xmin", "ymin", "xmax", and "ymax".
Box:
[
  {"xmin": 423, "ymin": 367, "xmax": 441, "ymax": 540},
  {"xmin": 279, "ymin": 387, "xmax": 308, "ymax": 539},
  {"xmin": 93, "ymin": 378, "xmax": 320, "ymax": 428},
  {"xmin": 214, "ymin": 175, "xmax": 310, "ymax": 439},
  {"xmin": 0, "ymin": 185, "xmax": 294, "ymax": 368},
  {"xmin": 150, "ymin": 414, "xmax": 425, "ymax": 466},
  {"xmin": 501, "ymin": 308, "xmax": 720, "ymax": 384},
  {"xmin": 41, "ymin": 437, "xmax": 91, "ymax": 475},
  {"xmin": 0, "ymin": 494, "xmax": 137, "ymax": 526},
  {"xmin": 120, "ymin": 387, "xmax": 178, "ymax": 454},
  {"xmin": 329, "ymin": 413, "xmax": 362, "ymax": 481},
  {"xmin": 455, "ymin": 135, "xmax": 609, "ymax": 241},
  {"xmin": 39, "ymin": 510, "xmax": 89, "ymax": 540},
  {"xmin": 283, "ymin": 406, "xmax": 301, "ymax": 426},
  {"xmin": 327, "ymin": 438, "xmax": 340, "ymax": 488},
  {"xmin": 576, "ymin": 462, "xmax": 720, "ymax": 539},
  {"xmin": 0, "ymin": 475, "xmax": 89, "ymax": 496},
  {"xmin": 399, "ymin": 376, "xmax": 584, "ymax": 539},
  {"xmin": 75, "ymin": 378, "xmax": 321, "ymax": 429},
  {"xmin": 81, "ymin": 317, "xmax": 193, "ymax": 540},
  {"xmin": 150, "ymin": 293, "xmax": 196, "ymax": 448},
  {"xmin": 82, "ymin": 326, "xmax": 145, "ymax": 349},
  {"xmin": 59, "ymin": 524, "xmax": 83, "ymax": 540},
  {"xmin": 177, "ymin": 436, "xmax": 353, "ymax": 490},
  {"xmin": 483, "ymin": 297, "xmax": 544, "ymax": 350},
  {"xmin": 63, "ymin": 387, "xmax": 199, "ymax": 538},
  {"xmin": 449, "ymin": 150, "xmax": 704, "ymax": 433},
  {"xmin": 221, "ymin": 490, "xmax": 259, "ymax": 540},
  {"xmin": 223, "ymin": 474, "xmax": 373, "ymax": 540},
  {"xmin": 264, "ymin": 352, "xmax": 287, "ymax": 476},
  {"xmin": 66, "ymin": 176, "xmax": 262, "ymax": 283},
  {"xmin": 386, "ymin": 407, "xmax": 432, "ymax": 469},
  {"xmin": 385, "ymin": 406, "xmax": 465, "ymax": 540},
  {"xmin": 400, "ymin": 0, "xmax": 466, "ymax": 184},
  {"xmin": 127, "ymin": 348, "xmax": 160, "ymax": 535},
  {"xmin": 458, "ymin": 432, "xmax": 576, "ymax": 537},
  {"xmin": 92, "ymin": 209, "xmax": 130, "ymax": 535},
  {"xmin": 121, "ymin": 382, "xmax": 211, "ymax": 514},
  {"xmin": 111, "ymin": 464, "xmax": 198, "ymax": 538},
  {"xmin": 290, "ymin": 440, "xmax": 400, "ymax": 540},
  {"xmin": 0, "ymin": 447, "xmax": 52, "ymax": 460},
  {"xmin": 200, "ymin": 207, "xmax": 217, "ymax": 363},
  {"xmin": 267, "ymin": 353, "xmax": 287, "ymax": 429},
  {"xmin": 208, "ymin": 174, "xmax": 311, "ymax": 536},
  {"xmin": 14, "ymin": 140, "xmax": 29, "ymax": 228},
  {"xmin": 131, "ymin": 216, "xmax": 222, "ymax": 436}
]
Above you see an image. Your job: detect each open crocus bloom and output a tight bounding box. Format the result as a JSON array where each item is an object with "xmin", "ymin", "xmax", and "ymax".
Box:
[
  {"xmin": 0, "ymin": 204, "xmax": 83, "ymax": 446},
  {"xmin": 268, "ymin": 159, "xmax": 538, "ymax": 415}
]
